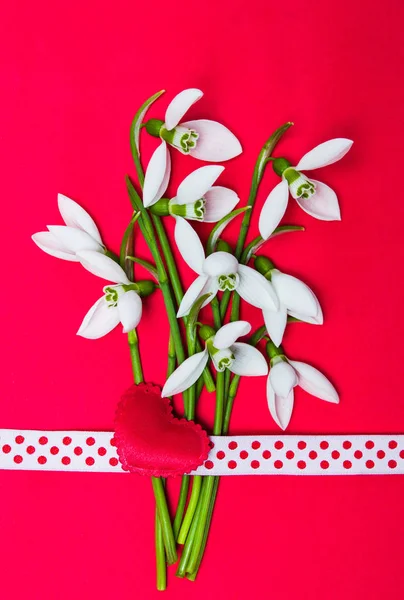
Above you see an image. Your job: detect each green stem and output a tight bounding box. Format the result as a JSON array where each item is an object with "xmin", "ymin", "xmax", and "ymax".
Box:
[
  {"xmin": 176, "ymin": 490, "xmax": 204, "ymax": 577},
  {"xmin": 177, "ymin": 475, "xmax": 202, "ymax": 544},
  {"xmin": 155, "ymin": 509, "xmax": 166, "ymax": 591},
  {"xmin": 151, "ymin": 477, "xmax": 177, "ymax": 565},
  {"xmin": 173, "ymin": 476, "xmax": 190, "ymax": 538},
  {"xmin": 128, "ymin": 330, "xmax": 143, "ymax": 384},
  {"xmin": 211, "ymin": 297, "xmax": 222, "ymax": 330},
  {"xmin": 186, "ymin": 476, "xmax": 219, "ymax": 581}
]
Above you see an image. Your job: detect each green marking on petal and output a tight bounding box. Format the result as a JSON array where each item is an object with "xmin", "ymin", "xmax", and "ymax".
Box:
[
  {"xmin": 284, "ymin": 168, "xmax": 316, "ymax": 200},
  {"xmin": 161, "ymin": 125, "xmax": 199, "ymax": 154},
  {"xmin": 217, "ymin": 273, "xmax": 239, "ymax": 291}
]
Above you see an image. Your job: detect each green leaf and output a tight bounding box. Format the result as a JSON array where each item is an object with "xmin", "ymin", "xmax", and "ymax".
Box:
[
  {"xmin": 187, "ymin": 293, "xmax": 212, "ymax": 354},
  {"xmin": 130, "ymin": 90, "xmax": 165, "ymax": 158},
  {"xmin": 126, "ymin": 256, "xmax": 158, "ymax": 280},
  {"xmin": 119, "ymin": 212, "xmax": 141, "ymax": 273},
  {"xmin": 206, "ymin": 207, "xmax": 251, "ymax": 255},
  {"xmin": 241, "ymin": 225, "xmax": 305, "ymax": 264}
]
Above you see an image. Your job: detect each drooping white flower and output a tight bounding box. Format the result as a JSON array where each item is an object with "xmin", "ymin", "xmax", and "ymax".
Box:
[
  {"xmin": 147, "ymin": 88, "xmax": 242, "ymax": 160},
  {"xmin": 76, "ymin": 251, "xmax": 143, "ymax": 339},
  {"xmin": 162, "ymin": 321, "xmax": 268, "ymax": 397},
  {"xmin": 32, "ymin": 194, "xmax": 105, "ymax": 261},
  {"xmin": 267, "ymin": 355, "xmax": 339, "ymax": 430},
  {"xmin": 259, "ymin": 138, "xmax": 353, "ymax": 239},
  {"xmin": 143, "ymin": 163, "xmax": 240, "ymax": 227},
  {"xmin": 174, "ymin": 219, "xmax": 279, "ymax": 317},
  {"xmin": 255, "ymin": 260, "xmax": 323, "ymax": 346}
]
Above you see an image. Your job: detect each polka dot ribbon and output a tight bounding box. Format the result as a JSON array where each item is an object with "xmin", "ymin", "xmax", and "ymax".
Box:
[{"xmin": 1, "ymin": 430, "xmax": 403, "ymax": 475}]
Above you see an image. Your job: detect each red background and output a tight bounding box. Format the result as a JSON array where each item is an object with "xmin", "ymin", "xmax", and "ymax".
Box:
[{"xmin": 1, "ymin": 1, "xmax": 404, "ymax": 598}]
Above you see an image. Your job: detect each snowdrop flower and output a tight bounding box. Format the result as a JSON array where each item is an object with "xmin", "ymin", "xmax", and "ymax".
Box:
[
  {"xmin": 174, "ymin": 219, "xmax": 279, "ymax": 317},
  {"xmin": 266, "ymin": 343, "xmax": 339, "ymax": 430},
  {"xmin": 259, "ymin": 138, "xmax": 353, "ymax": 239},
  {"xmin": 145, "ymin": 88, "xmax": 242, "ymax": 162},
  {"xmin": 143, "ymin": 161, "xmax": 239, "ymax": 225},
  {"xmin": 162, "ymin": 321, "xmax": 268, "ymax": 397},
  {"xmin": 254, "ymin": 256, "xmax": 323, "ymax": 346},
  {"xmin": 76, "ymin": 251, "xmax": 154, "ymax": 339},
  {"xmin": 32, "ymin": 194, "xmax": 105, "ymax": 261}
]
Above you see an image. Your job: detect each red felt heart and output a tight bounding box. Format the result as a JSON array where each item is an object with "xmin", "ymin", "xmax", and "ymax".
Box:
[{"xmin": 113, "ymin": 383, "xmax": 210, "ymax": 477}]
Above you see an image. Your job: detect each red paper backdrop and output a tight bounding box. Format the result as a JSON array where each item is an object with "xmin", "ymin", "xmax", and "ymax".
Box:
[{"xmin": 1, "ymin": 1, "xmax": 404, "ymax": 598}]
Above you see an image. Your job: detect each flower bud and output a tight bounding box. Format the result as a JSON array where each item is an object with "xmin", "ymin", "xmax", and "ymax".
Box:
[
  {"xmin": 149, "ymin": 198, "xmax": 170, "ymax": 216},
  {"xmin": 145, "ymin": 118, "xmax": 165, "ymax": 137},
  {"xmin": 216, "ymin": 239, "xmax": 233, "ymax": 253},
  {"xmin": 272, "ymin": 157, "xmax": 292, "ymax": 177},
  {"xmin": 254, "ymin": 256, "xmax": 275, "ymax": 280},
  {"xmin": 199, "ymin": 324, "xmax": 216, "ymax": 341}
]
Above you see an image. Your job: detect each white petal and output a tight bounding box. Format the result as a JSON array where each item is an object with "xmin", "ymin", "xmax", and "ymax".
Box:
[
  {"xmin": 229, "ymin": 343, "xmax": 268, "ymax": 376},
  {"xmin": 58, "ymin": 194, "xmax": 103, "ymax": 245},
  {"xmin": 164, "ymin": 88, "xmax": 203, "ymax": 131},
  {"xmin": 176, "ymin": 165, "xmax": 224, "ymax": 205},
  {"xmin": 295, "ymin": 180, "xmax": 341, "ymax": 221},
  {"xmin": 31, "ymin": 232, "xmax": 79, "ymax": 261},
  {"xmin": 183, "ymin": 119, "xmax": 242, "ymax": 162},
  {"xmin": 203, "ymin": 187, "xmax": 240, "ymax": 222},
  {"xmin": 289, "ymin": 293, "xmax": 323, "ymax": 324},
  {"xmin": 176, "ymin": 275, "xmax": 216, "ymax": 318},
  {"xmin": 203, "ymin": 251, "xmax": 239, "ymax": 277},
  {"xmin": 271, "ymin": 271, "xmax": 319, "ymax": 317},
  {"xmin": 267, "ymin": 379, "xmax": 294, "ymax": 430},
  {"xmin": 143, "ymin": 141, "xmax": 171, "ymax": 207},
  {"xmin": 77, "ymin": 297, "xmax": 120, "ymax": 339},
  {"xmin": 296, "ymin": 138, "xmax": 353, "ymax": 171},
  {"xmin": 162, "ymin": 350, "xmax": 209, "ymax": 397},
  {"xmin": 47, "ymin": 225, "xmax": 102, "ymax": 254},
  {"xmin": 289, "ymin": 360, "xmax": 339, "ymax": 403},
  {"xmin": 117, "ymin": 290, "xmax": 142, "ymax": 332},
  {"xmin": 77, "ymin": 250, "xmax": 130, "ymax": 284},
  {"xmin": 213, "ymin": 321, "xmax": 251, "ymax": 349},
  {"xmin": 174, "ymin": 217, "xmax": 205, "ymax": 274},
  {"xmin": 269, "ymin": 361, "xmax": 298, "ymax": 398},
  {"xmin": 262, "ymin": 306, "xmax": 287, "ymax": 347},
  {"xmin": 258, "ymin": 180, "xmax": 289, "ymax": 240},
  {"xmin": 237, "ymin": 265, "xmax": 279, "ymax": 310}
]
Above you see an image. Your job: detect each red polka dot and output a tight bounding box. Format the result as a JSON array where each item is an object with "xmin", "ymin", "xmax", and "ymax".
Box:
[
  {"xmin": 354, "ymin": 450, "xmax": 363, "ymax": 459},
  {"xmin": 331, "ymin": 450, "xmax": 340, "ymax": 459},
  {"xmin": 320, "ymin": 460, "xmax": 329, "ymax": 469},
  {"xmin": 86, "ymin": 457, "xmax": 95, "ymax": 466},
  {"xmin": 205, "ymin": 460, "xmax": 214, "ymax": 469},
  {"xmin": 228, "ymin": 460, "xmax": 237, "ymax": 469},
  {"xmin": 262, "ymin": 450, "xmax": 271, "ymax": 459},
  {"xmin": 63, "ymin": 436, "xmax": 72, "ymax": 445},
  {"xmin": 74, "ymin": 446, "xmax": 83, "ymax": 456},
  {"xmin": 216, "ymin": 450, "xmax": 225, "ymax": 459},
  {"xmin": 377, "ymin": 450, "xmax": 385, "ymax": 459},
  {"xmin": 388, "ymin": 460, "xmax": 397, "ymax": 469},
  {"xmin": 2, "ymin": 444, "xmax": 11, "ymax": 454},
  {"xmin": 86, "ymin": 437, "xmax": 95, "ymax": 446},
  {"xmin": 365, "ymin": 440, "xmax": 374, "ymax": 449},
  {"xmin": 252, "ymin": 441, "xmax": 261, "ymax": 449},
  {"xmin": 286, "ymin": 450, "xmax": 294, "ymax": 460},
  {"xmin": 210, "ymin": 442, "xmax": 215, "ymax": 449},
  {"xmin": 274, "ymin": 460, "xmax": 283, "ymax": 469},
  {"xmin": 26, "ymin": 445, "xmax": 35, "ymax": 455},
  {"xmin": 251, "ymin": 460, "xmax": 260, "ymax": 469},
  {"xmin": 15, "ymin": 435, "xmax": 24, "ymax": 444},
  {"xmin": 320, "ymin": 441, "xmax": 329, "ymax": 450},
  {"xmin": 274, "ymin": 441, "xmax": 283, "ymax": 450},
  {"xmin": 388, "ymin": 440, "xmax": 398, "ymax": 449},
  {"xmin": 38, "ymin": 456, "xmax": 47, "ymax": 465},
  {"xmin": 343, "ymin": 460, "xmax": 352, "ymax": 469},
  {"xmin": 297, "ymin": 460, "xmax": 306, "ymax": 470},
  {"xmin": 50, "ymin": 446, "xmax": 59, "ymax": 455},
  {"xmin": 39, "ymin": 436, "xmax": 48, "ymax": 445},
  {"xmin": 298, "ymin": 441, "xmax": 306, "ymax": 450},
  {"xmin": 98, "ymin": 447, "xmax": 107, "ymax": 456},
  {"xmin": 109, "ymin": 457, "xmax": 119, "ymax": 467},
  {"xmin": 228, "ymin": 441, "xmax": 237, "ymax": 450},
  {"xmin": 309, "ymin": 451, "xmax": 317, "ymax": 460},
  {"xmin": 14, "ymin": 455, "xmax": 23, "ymax": 464},
  {"xmin": 366, "ymin": 460, "xmax": 374, "ymax": 469},
  {"xmin": 61, "ymin": 456, "xmax": 71, "ymax": 465},
  {"xmin": 110, "ymin": 437, "xmax": 116, "ymax": 446},
  {"xmin": 400, "ymin": 450, "xmax": 404, "ymax": 459},
  {"xmin": 343, "ymin": 440, "xmax": 352, "ymax": 449},
  {"xmin": 240, "ymin": 450, "xmax": 249, "ymax": 459}
]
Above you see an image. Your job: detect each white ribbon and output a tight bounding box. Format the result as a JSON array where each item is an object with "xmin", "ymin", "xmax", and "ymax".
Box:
[{"xmin": 1, "ymin": 430, "xmax": 403, "ymax": 475}]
